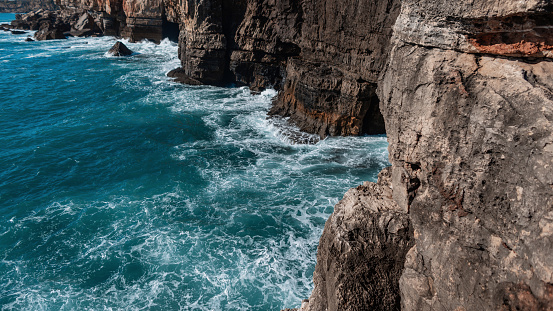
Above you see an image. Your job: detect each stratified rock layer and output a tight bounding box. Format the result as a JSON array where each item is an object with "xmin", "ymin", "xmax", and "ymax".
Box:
[
  {"xmin": 377, "ymin": 1, "xmax": 553, "ymax": 309},
  {"xmin": 164, "ymin": 0, "xmax": 397, "ymax": 137}
]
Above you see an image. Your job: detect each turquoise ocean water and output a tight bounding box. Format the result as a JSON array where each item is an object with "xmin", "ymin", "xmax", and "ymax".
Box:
[{"xmin": 0, "ymin": 13, "xmax": 389, "ymax": 310}]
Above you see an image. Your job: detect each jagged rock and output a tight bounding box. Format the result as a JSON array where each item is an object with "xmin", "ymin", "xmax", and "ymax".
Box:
[
  {"xmin": 166, "ymin": 67, "xmax": 203, "ymax": 85},
  {"xmin": 10, "ymin": 18, "xmax": 30, "ymax": 30},
  {"xmin": 9, "ymin": 2, "xmax": 553, "ymax": 311},
  {"xmin": 73, "ymin": 12, "xmax": 95, "ymax": 31},
  {"xmin": 161, "ymin": 0, "xmax": 396, "ymax": 136},
  {"xmin": 268, "ymin": 58, "xmax": 385, "ymax": 137},
  {"xmin": 300, "ymin": 168, "xmax": 414, "ymax": 311},
  {"xmin": 0, "ymin": 0, "xmax": 57, "ymax": 13},
  {"xmin": 34, "ymin": 20, "xmax": 66, "ymax": 40},
  {"xmin": 65, "ymin": 28, "xmax": 95, "ymax": 37},
  {"xmin": 108, "ymin": 41, "xmax": 133, "ymax": 56},
  {"xmin": 376, "ymin": 1, "xmax": 553, "ymax": 310}
]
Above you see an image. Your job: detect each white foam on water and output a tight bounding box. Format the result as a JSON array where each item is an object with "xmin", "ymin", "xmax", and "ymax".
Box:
[{"xmin": 0, "ymin": 30, "xmax": 390, "ymax": 310}]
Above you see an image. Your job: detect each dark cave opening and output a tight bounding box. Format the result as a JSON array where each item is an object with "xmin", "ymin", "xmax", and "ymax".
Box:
[
  {"xmin": 162, "ymin": 19, "xmax": 180, "ymax": 43},
  {"xmin": 361, "ymin": 93, "xmax": 386, "ymax": 135}
]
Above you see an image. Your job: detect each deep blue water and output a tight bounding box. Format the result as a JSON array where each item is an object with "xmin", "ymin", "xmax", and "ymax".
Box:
[{"xmin": 0, "ymin": 13, "xmax": 389, "ymax": 310}]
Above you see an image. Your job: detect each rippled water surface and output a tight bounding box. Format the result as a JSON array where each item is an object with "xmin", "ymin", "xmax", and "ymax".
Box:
[{"xmin": 0, "ymin": 13, "xmax": 389, "ymax": 310}]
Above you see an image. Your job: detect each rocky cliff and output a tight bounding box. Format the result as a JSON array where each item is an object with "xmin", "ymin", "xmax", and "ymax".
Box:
[
  {"xmin": 0, "ymin": 0, "xmax": 56, "ymax": 13},
  {"xmin": 300, "ymin": 0, "xmax": 553, "ymax": 310},
  {"xmin": 378, "ymin": 1, "xmax": 553, "ymax": 310},
  {"xmin": 11, "ymin": 0, "xmax": 553, "ymax": 310},
  {"xmin": 167, "ymin": 0, "xmax": 395, "ymax": 137}
]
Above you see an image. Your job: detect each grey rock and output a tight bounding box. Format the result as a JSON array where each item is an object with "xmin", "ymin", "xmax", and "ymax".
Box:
[
  {"xmin": 108, "ymin": 41, "xmax": 133, "ymax": 56},
  {"xmin": 73, "ymin": 12, "xmax": 95, "ymax": 31},
  {"xmin": 300, "ymin": 168, "xmax": 414, "ymax": 311}
]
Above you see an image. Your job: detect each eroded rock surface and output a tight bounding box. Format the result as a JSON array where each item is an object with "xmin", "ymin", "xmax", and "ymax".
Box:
[
  {"xmin": 299, "ymin": 1, "xmax": 553, "ymax": 310},
  {"xmin": 164, "ymin": 0, "xmax": 398, "ymax": 137},
  {"xmin": 0, "ymin": 0, "xmax": 57, "ymax": 13},
  {"xmin": 300, "ymin": 168, "xmax": 414, "ymax": 311}
]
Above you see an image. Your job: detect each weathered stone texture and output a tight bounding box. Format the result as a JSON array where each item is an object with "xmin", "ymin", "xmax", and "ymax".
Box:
[
  {"xmin": 375, "ymin": 1, "xmax": 553, "ymax": 309},
  {"xmin": 265, "ymin": 0, "xmax": 399, "ymax": 137},
  {"xmin": 300, "ymin": 168, "xmax": 414, "ymax": 311},
  {"xmin": 297, "ymin": 0, "xmax": 553, "ymax": 310},
  {"xmin": 0, "ymin": 0, "xmax": 57, "ymax": 13}
]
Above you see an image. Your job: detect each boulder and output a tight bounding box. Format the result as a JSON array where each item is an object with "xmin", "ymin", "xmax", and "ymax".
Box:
[
  {"xmin": 167, "ymin": 67, "xmax": 203, "ymax": 85},
  {"xmin": 107, "ymin": 41, "xmax": 133, "ymax": 56},
  {"xmin": 73, "ymin": 12, "xmax": 95, "ymax": 31},
  {"xmin": 64, "ymin": 28, "xmax": 94, "ymax": 37},
  {"xmin": 11, "ymin": 30, "xmax": 26, "ymax": 34},
  {"xmin": 10, "ymin": 19, "xmax": 30, "ymax": 30},
  {"xmin": 34, "ymin": 21, "xmax": 66, "ymax": 40}
]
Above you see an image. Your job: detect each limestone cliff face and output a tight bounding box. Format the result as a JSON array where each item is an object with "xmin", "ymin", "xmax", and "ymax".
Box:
[
  {"xmin": 168, "ymin": 0, "xmax": 396, "ymax": 137},
  {"xmin": 301, "ymin": 1, "xmax": 553, "ymax": 310},
  {"xmin": 45, "ymin": 0, "xmax": 391, "ymax": 137},
  {"xmin": 268, "ymin": 0, "xmax": 398, "ymax": 137},
  {"xmin": 55, "ymin": 0, "xmax": 165, "ymax": 41},
  {"xmin": 378, "ymin": 1, "xmax": 553, "ymax": 310}
]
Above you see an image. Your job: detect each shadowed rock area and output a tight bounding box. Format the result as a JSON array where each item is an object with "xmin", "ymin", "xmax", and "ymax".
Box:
[
  {"xmin": 163, "ymin": 0, "xmax": 398, "ymax": 138},
  {"xmin": 108, "ymin": 41, "xmax": 132, "ymax": 56},
  {"xmin": 300, "ymin": 168, "xmax": 414, "ymax": 311}
]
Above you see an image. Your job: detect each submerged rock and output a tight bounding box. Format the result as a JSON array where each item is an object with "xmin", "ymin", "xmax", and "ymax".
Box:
[
  {"xmin": 25, "ymin": 37, "xmax": 34, "ymax": 41},
  {"xmin": 166, "ymin": 67, "xmax": 203, "ymax": 85},
  {"xmin": 107, "ymin": 41, "xmax": 133, "ymax": 56},
  {"xmin": 64, "ymin": 28, "xmax": 94, "ymax": 37},
  {"xmin": 10, "ymin": 30, "xmax": 26, "ymax": 34}
]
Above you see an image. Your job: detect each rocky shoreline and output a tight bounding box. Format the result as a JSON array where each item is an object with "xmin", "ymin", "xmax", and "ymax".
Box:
[
  {"xmin": 6, "ymin": 0, "xmax": 553, "ymax": 310},
  {"xmin": 0, "ymin": 0, "xmax": 56, "ymax": 13}
]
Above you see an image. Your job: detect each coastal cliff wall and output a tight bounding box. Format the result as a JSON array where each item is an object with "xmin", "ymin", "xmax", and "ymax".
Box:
[
  {"xmin": 301, "ymin": 1, "xmax": 553, "ymax": 310},
  {"xmin": 14, "ymin": 0, "xmax": 553, "ymax": 310},
  {"xmin": 379, "ymin": 1, "xmax": 553, "ymax": 309},
  {"xmin": 0, "ymin": 0, "xmax": 56, "ymax": 12},
  {"xmin": 166, "ymin": 0, "xmax": 397, "ymax": 137}
]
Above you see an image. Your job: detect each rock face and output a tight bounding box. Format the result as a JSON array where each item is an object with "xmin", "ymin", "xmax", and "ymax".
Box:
[
  {"xmin": 164, "ymin": 0, "xmax": 397, "ymax": 137},
  {"xmin": 377, "ymin": 1, "xmax": 553, "ymax": 310},
  {"xmin": 302, "ymin": 0, "xmax": 553, "ymax": 310},
  {"xmin": 13, "ymin": 0, "xmax": 394, "ymax": 138},
  {"xmin": 302, "ymin": 168, "xmax": 414, "ymax": 311}
]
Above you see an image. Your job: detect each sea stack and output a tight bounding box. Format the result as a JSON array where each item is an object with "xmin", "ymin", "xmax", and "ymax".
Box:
[{"xmin": 108, "ymin": 41, "xmax": 133, "ymax": 56}]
